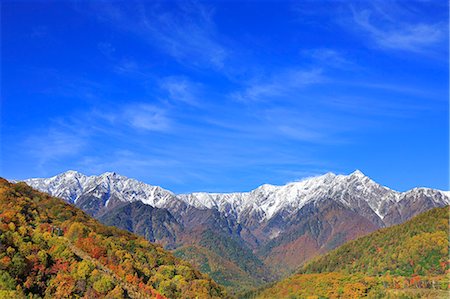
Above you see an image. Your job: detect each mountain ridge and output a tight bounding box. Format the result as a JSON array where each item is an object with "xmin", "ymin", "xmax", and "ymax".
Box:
[
  {"xmin": 20, "ymin": 170, "xmax": 450, "ymax": 292},
  {"xmin": 21, "ymin": 169, "xmax": 449, "ymax": 224}
]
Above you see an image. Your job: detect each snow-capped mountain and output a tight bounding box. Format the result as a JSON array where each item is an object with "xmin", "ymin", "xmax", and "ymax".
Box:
[
  {"xmin": 23, "ymin": 169, "xmax": 449, "ymax": 225},
  {"xmin": 21, "ymin": 170, "xmax": 449, "ymax": 284},
  {"xmin": 24, "ymin": 170, "xmax": 178, "ymax": 208},
  {"xmin": 178, "ymin": 170, "xmax": 407, "ymax": 223}
]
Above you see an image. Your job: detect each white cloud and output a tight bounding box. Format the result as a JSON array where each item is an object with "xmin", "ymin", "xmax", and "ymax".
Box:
[
  {"xmin": 77, "ymin": 150, "xmax": 183, "ymax": 182},
  {"xmin": 350, "ymin": 4, "xmax": 445, "ymax": 53},
  {"xmin": 142, "ymin": 9, "xmax": 228, "ymax": 69},
  {"xmin": 26, "ymin": 128, "xmax": 87, "ymax": 168},
  {"xmin": 91, "ymin": 1, "xmax": 229, "ymax": 70},
  {"xmin": 124, "ymin": 104, "xmax": 171, "ymax": 132},
  {"xmin": 114, "ymin": 59, "xmax": 140, "ymax": 75},
  {"xmin": 88, "ymin": 102, "xmax": 172, "ymax": 132},
  {"xmin": 232, "ymin": 68, "xmax": 323, "ymax": 103},
  {"xmin": 23, "ymin": 101, "xmax": 172, "ymax": 171},
  {"xmin": 160, "ymin": 76, "xmax": 200, "ymax": 106},
  {"xmin": 277, "ymin": 125, "xmax": 323, "ymax": 142},
  {"xmin": 303, "ymin": 48, "xmax": 355, "ymax": 69}
]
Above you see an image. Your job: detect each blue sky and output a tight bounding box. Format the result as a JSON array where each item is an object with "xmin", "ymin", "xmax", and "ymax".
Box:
[{"xmin": 1, "ymin": 0, "xmax": 448, "ymax": 193}]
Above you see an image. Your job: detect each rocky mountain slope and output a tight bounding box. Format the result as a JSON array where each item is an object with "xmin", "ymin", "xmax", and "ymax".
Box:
[{"xmin": 23, "ymin": 170, "xmax": 450, "ymax": 291}]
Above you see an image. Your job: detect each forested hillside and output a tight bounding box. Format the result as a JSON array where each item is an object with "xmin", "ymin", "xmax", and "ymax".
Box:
[
  {"xmin": 174, "ymin": 229, "xmax": 272, "ymax": 293},
  {"xmin": 301, "ymin": 206, "xmax": 449, "ymax": 276},
  {"xmin": 0, "ymin": 179, "xmax": 229, "ymax": 298},
  {"xmin": 244, "ymin": 206, "xmax": 450, "ymax": 299}
]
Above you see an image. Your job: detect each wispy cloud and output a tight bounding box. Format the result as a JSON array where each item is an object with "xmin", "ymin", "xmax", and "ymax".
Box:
[
  {"xmin": 140, "ymin": 1, "xmax": 228, "ymax": 70},
  {"xmin": 292, "ymin": 0, "xmax": 446, "ymax": 55},
  {"xmin": 24, "ymin": 101, "xmax": 172, "ymax": 170},
  {"xmin": 90, "ymin": 1, "xmax": 229, "ymax": 71},
  {"xmin": 324, "ymin": 95, "xmax": 428, "ymax": 118},
  {"xmin": 86, "ymin": 102, "xmax": 173, "ymax": 133},
  {"xmin": 124, "ymin": 104, "xmax": 171, "ymax": 132},
  {"xmin": 350, "ymin": 2, "xmax": 446, "ymax": 53},
  {"xmin": 160, "ymin": 76, "xmax": 201, "ymax": 106},
  {"xmin": 302, "ymin": 48, "xmax": 356, "ymax": 69},
  {"xmin": 25, "ymin": 127, "xmax": 88, "ymax": 169},
  {"xmin": 260, "ymin": 106, "xmax": 360, "ymax": 144},
  {"xmin": 77, "ymin": 150, "xmax": 185, "ymax": 183},
  {"xmin": 342, "ymin": 81, "xmax": 444, "ymax": 99},
  {"xmin": 277, "ymin": 125, "xmax": 324, "ymax": 142},
  {"xmin": 231, "ymin": 68, "xmax": 324, "ymax": 103}
]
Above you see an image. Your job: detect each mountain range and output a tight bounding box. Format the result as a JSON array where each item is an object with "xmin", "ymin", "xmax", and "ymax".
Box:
[
  {"xmin": 22, "ymin": 170, "xmax": 450, "ymax": 292},
  {"xmin": 246, "ymin": 206, "xmax": 450, "ymax": 299}
]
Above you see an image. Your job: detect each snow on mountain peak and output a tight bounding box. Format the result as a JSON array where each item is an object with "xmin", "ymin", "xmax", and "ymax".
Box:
[
  {"xmin": 350, "ymin": 169, "xmax": 365, "ymax": 178},
  {"xmin": 23, "ymin": 171, "xmax": 177, "ymax": 208},
  {"xmin": 179, "ymin": 170, "xmax": 392, "ymax": 221},
  {"xmin": 62, "ymin": 170, "xmax": 82, "ymax": 176},
  {"xmin": 21, "ymin": 170, "xmax": 448, "ymax": 223}
]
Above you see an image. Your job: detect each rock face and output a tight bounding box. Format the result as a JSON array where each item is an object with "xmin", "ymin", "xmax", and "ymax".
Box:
[
  {"xmin": 23, "ymin": 170, "xmax": 450, "ymax": 289},
  {"xmin": 97, "ymin": 201, "xmax": 182, "ymax": 249},
  {"xmin": 383, "ymin": 188, "xmax": 450, "ymax": 226}
]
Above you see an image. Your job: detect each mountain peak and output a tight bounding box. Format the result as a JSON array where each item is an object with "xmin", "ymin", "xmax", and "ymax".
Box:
[
  {"xmin": 61, "ymin": 170, "xmax": 83, "ymax": 177},
  {"xmin": 288, "ymin": 172, "xmax": 336, "ymax": 187},
  {"xmin": 23, "ymin": 169, "xmax": 449, "ymax": 224},
  {"xmin": 100, "ymin": 171, "xmax": 120, "ymax": 178},
  {"xmin": 257, "ymin": 183, "xmax": 278, "ymax": 192},
  {"xmin": 103, "ymin": 171, "xmax": 117, "ymax": 175},
  {"xmin": 349, "ymin": 169, "xmax": 366, "ymax": 178},
  {"xmin": 320, "ymin": 171, "xmax": 337, "ymax": 182}
]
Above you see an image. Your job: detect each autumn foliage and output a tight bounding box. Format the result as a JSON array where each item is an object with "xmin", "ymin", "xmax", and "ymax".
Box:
[
  {"xmin": 243, "ymin": 206, "xmax": 450, "ymax": 299},
  {"xmin": 0, "ymin": 179, "xmax": 229, "ymax": 298}
]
